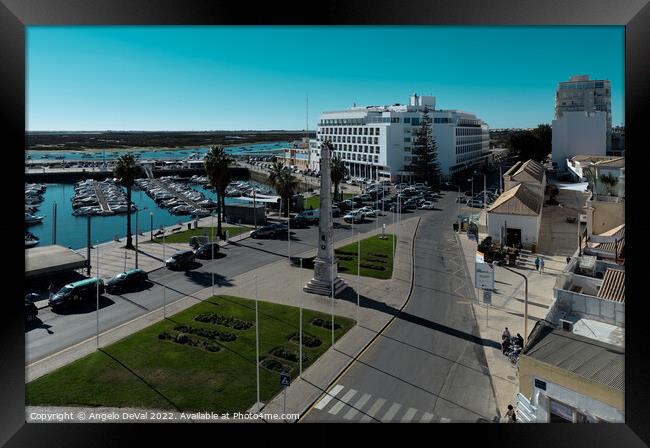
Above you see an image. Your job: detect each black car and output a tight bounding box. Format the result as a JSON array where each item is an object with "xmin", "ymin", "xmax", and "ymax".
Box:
[
  {"xmin": 251, "ymin": 224, "xmax": 282, "ymax": 239},
  {"xmin": 25, "ymin": 298, "xmax": 38, "ymax": 323},
  {"xmin": 288, "ymin": 217, "xmax": 308, "ymax": 229},
  {"xmin": 49, "ymin": 278, "xmax": 105, "ymax": 309},
  {"xmin": 194, "ymin": 242, "xmax": 221, "ymax": 259},
  {"xmin": 166, "ymin": 249, "xmax": 196, "ymax": 270},
  {"xmin": 106, "ymin": 268, "xmax": 149, "ymax": 293}
]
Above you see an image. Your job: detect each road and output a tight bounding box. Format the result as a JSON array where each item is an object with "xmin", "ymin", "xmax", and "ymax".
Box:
[
  {"xmin": 301, "ymin": 193, "xmax": 500, "ymax": 423},
  {"xmin": 26, "ymin": 203, "xmax": 422, "ymax": 364}
]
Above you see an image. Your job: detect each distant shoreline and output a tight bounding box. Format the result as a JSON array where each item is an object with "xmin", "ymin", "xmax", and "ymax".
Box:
[{"xmin": 26, "ymin": 141, "xmax": 287, "ymax": 153}]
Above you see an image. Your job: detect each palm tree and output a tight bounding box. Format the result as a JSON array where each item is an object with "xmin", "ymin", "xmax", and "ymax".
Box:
[
  {"xmin": 268, "ymin": 161, "xmax": 297, "ymax": 217},
  {"xmin": 113, "ymin": 154, "xmax": 141, "ymax": 249},
  {"xmin": 204, "ymin": 145, "xmax": 233, "ymax": 238},
  {"xmin": 330, "ymin": 152, "xmax": 348, "ymax": 202}
]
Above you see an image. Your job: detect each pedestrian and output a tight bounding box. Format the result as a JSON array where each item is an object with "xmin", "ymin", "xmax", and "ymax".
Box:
[
  {"xmin": 502, "ymin": 327, "xmax": 511, "ymax": 341},
  {"xmin": 566, "ymin": 256, "xmax": 571, "ymax": 264},
  {"xmin": 534, "ymin": 256, "xmax": 540, "ymax": 272},
  {"xmin": 48, "ymin": 283, "xmax": 57, "ymax": 300},
  {"xmin": 539, "ymin": 257, "xmax": 545, "ymax": 274},
  {"xmin": 501, "ymin": 336, "xmax": 511, "ymax": 355},
  {"xmin": 515, "ymin": 333, "xmax": 524, "ymax": 348},
  {"xmin": 505, "ymin": 404, "xmax": 517, "ymax": 423}
]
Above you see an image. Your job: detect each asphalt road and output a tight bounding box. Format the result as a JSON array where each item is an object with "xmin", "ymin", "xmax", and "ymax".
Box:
[
  {"xmin": 26, "ymin": 201, "xmax": 427, "ymax": 364},
  {"xmin": 301, "ymin": 193, "xmax": 500, "ymax": 423}
]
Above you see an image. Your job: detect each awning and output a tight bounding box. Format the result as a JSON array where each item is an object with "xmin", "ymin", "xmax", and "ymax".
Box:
[{"xmin": 26, "ymin": 245, "xmax": 88, "ymax": 279}]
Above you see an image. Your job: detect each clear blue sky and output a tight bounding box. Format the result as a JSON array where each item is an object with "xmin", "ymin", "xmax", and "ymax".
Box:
[{"xmin": 27, "ymin": 26, "xmax": 624, "ymax": 131}]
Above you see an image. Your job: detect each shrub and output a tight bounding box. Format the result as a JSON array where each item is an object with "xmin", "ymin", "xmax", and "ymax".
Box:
[
  {"xmin": 335, "ymin": 250, "xmax": 356, "ymax": 256},
  {"xmin": 260, "ymin": 358, "xmax": 290, "ymax": 373},
  {"xmin": 175, "ymin": 333, "xmax": 189, "ymax": 344},
  {"xmin": 360, "ymin": 263, "xmax": 386, "ymax": 271},
  {"xmin": 288, "ymin": 332, "xmax": 322, "ymax": 348},
  {"xmin": 369, "ymin": 253, "xmax": 388, "ymax": 258},
  {"xmin": 311, "ymin": 317, "xmax": 341, "ymax": 330},
  {"xmin": 336, "ymin": 255, "xmax": 354, "ymax": 261},
  {"xmin": 194, "ymin": 313, "xmax": 253, "ymax": 330},
  {"xmin": 366, "ymin": 257, "xmax": 388, "ymax": 264},
  {"xmin": 270, "ymin": 346, "xmax": 307, "ymax": 363},
  {"xmin": 158, "ymin": 332, "xmax": 171, "ymax": 340}
]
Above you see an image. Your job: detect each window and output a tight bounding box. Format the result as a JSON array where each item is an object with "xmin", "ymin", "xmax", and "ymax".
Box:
[
  {"xmin": 363, "ymin": 137, "xmax": 367, "ymax": 144},
  {"xmin": 374, "ymin": 155, "xmax": 378, "ymax": 163},
  {"xmin": 404, "ymin": 137, "xmax": 411, "ymax": 143},
  {"xmin": 374, "ymin": 137, "xmax": 378, "ymax": 144},
  {"xmin": 369, "ymin": 128, "xmax": 374, "ymax": 135},
  {"xmin": 404, "ymin": 117, "xmax": 411, "ymax": 124},
  {"xmin": 411, "ymin": 117, "xmax": 420, "ymax": 126},
  {"xmin": 364, "ymin": 127, "xmax": 369, "ymax": 135}
]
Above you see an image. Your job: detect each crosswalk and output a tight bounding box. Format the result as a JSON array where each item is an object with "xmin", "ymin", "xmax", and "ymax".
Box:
[{"xmin": 310, "ymin": 384, "xmax": 452, "ymax": 423}]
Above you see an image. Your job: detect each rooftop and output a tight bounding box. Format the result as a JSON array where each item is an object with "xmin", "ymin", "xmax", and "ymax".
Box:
[
  {"xmin": 524, "ymin": 320, "xmax": 624, "ymax": 391},
  {"xmin": 597, "ymin": 269, "xmax": 625, "ymax": 303},
  {"xmin": 511, "ymin": 159, "xmax": 545, "ymax": 184},
  {"xmin": 487, "ymin": 183, "xmax": 541, "ymax": 216}
]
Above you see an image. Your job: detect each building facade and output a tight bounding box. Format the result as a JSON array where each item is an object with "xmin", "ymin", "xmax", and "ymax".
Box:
[
  {"xmin": 552, "ymin": 75, "xmax": 612, "ymax": 171},
  {"xmin": 310, "ymin": 94, "xmax": 490, "ymax": 182}
]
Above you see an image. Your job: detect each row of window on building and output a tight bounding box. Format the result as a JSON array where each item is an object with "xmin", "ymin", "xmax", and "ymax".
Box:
[
  {"xmin": 333, "ymin": 151, "xmax": 380, "ymax": 164},
  {"xmin": 329, "ymin": 143, "xmax": 380, "ymax": 154},
  {"xmin": 455, "ymin": 127, "xmax": 484, "ymax": 136},
  {"xmin": 318, "ymin": 134, "xmax": 380, "ymax": 145},
  {"xmin": 319, "ymin": 126, "xmax": 380, "ymax": 136}
]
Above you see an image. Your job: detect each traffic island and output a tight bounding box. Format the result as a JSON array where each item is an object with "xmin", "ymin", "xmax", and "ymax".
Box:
[{"xmin": 26, "ymin": 295, "xmax": 354, "ymax": 415}]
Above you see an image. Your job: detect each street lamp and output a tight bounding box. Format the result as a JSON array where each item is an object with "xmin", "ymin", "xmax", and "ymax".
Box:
[{"xmin": 150, "ymin": 211, "xmax": 154, "ymax": 241}]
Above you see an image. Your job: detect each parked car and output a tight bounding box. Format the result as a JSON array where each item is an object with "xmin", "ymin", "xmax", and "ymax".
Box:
[
  {"xmin": 49, "ymin": 278, "xmax": 105, "ymax": 309},
  {"xmin": 189, "ymin": 235, "xmax": 210, "ymax": 249},
  {"xmin": 343, "ymin": 210, "xmax": 364, "ymax": 224},
  {"xmin": 288, "ymin": 216, "xmax": 309, "ymax": 229},
  {"xmin": 335, "ymin": 201, "xmax": 352, "ymax": 211},
  {"xmin": 331, "ymin": 205, "xmax": 342, "ymax": 217},
  {"xmin": 25, "ymin": 298, "xmax": 38, "ymax": 323},
  {"xmin": 166, "ymin": 249, "xmax": 196, "ymax": 270},
  {"xmin": 194, "ymin": 242, "xmax": 221, "ymax": 259},
  {"xmin": 106, "ymin": 268, "xmax": 149, "ymax": 293},
  {"xmin": 251, "ymin": 224, "xmax": 278, "ymax": 239},
  {"xmin": 358, "ymin": 206, "xmax": 377, "ymax": 217},
  {"xmin": 298, "ymin": 209, "xmax": 320, "ymax": 224},
  {"xmin": 389, "ymin": 203, "xmax": 407, "ymax": 213},
  {"xmin": 466, "ymin": 199, "xmax": 484, "ymax": 208},
  {"xmin": 419, "ymin": 201, "xmax": 436, "ymax": 210}
]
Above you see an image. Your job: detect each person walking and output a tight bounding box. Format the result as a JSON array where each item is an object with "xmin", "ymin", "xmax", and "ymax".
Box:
[
  {"xmin": 48, "ymin": 283, "xmax": 57, "ymax": 300},
  {"xmin": 539, "ymin": 257, "xmax": 545, "ymax": 274},
  {"xmin": 505, "ymin": 405, "xmax": 517, "ymax": 423},
  {"xmin": 534, "ymin": 256, "xmax": 541, "ymax": 272},
  {"xmin": 502, "ymin": 327, "xmax": 511, "ymax": 341}
]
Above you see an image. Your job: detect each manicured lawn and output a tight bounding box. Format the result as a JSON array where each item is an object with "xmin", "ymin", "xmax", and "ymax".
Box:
[
  {"xmin": 26, "ymin": 295, "xmax": 355, "ymax": 413},
  {"xmin": 335, "ymin": 234, "xmax": 395, "ymax": 279},
  {"xmin": 146, "ymin": 226, "xmax": 249, "ymax": 244},
  {"xmin": 304, "ymin": 193, "xmax": 354, "ymax": 210}
]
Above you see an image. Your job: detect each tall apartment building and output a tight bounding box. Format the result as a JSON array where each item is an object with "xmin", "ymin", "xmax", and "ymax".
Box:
[
  {"xmin": 309, "ymin": 94, "xmax": 490, "ymax": 182},
  {"xmin": 552, "ymin": 75, "xmax": 612, "ymax": 171}
]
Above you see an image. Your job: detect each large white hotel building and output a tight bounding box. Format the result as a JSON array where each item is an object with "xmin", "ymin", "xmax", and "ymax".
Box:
[{"xmin": 309, "ymin": 93, "xmax": 490, "ymax": 182}]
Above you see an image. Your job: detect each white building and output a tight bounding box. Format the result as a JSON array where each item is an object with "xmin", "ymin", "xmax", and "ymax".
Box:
[
  {"xmin": 552, "ymin": 111, "xmax": 608, "ymax": 171},
  {"xmin": 486, "ymin": 183, "xmax": 543, "ymax": 248},
  {"xmin": 552, "ymin": 75, "xmax": 612, "ymax": 171},
  {"xmin": 310, "ymin": 94, "xmax": 490, "ymax": 182}
]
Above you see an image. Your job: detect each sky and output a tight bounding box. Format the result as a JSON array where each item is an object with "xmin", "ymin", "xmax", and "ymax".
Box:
[{"xmin": 27, "ymin": 26, "xmax": 624, "ymax": 131}]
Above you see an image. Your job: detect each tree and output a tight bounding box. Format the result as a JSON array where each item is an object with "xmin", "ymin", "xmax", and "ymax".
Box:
[
  {"xmin": 330, "ymin": 150, "xmax": 348, "ymax": 202},
  {"xmin": 113, "ymin": 154, "xmax": 142, "ymax": 249},
  {"xmin": 411, "ymin": 107, "xmax": 441, "ymax": 187},
  {"xmin": 268, "ymin": 161, "xmax": 297, "ymax": 217},
  {"xmin": 510, "ymin": 124, "xmax": 551, "ymax": 163},
  {"xmin": 204, "ymin": 145, "xmax": 233, "ymax": 238}
]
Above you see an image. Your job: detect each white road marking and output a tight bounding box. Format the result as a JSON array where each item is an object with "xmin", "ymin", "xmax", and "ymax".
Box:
[
  {"xmin": 343, "ymin": 393, "xmax": 372, "ymax": 420},
  {"xmin": 360, "ymin": 398, "xmax": 387, "ymax": 422},
  {"xmin": 401, "ymin": 407, "xmax": 418, "ymax": 423},
  {"xmin": 314, "ymin": 384, "xmax": 344, "ymax": 410},
  {"xmin": 381, "ymin": 403, "xmax": 403, "ymax": 422},
  {"xmin": 328, "ymin": 389, "xmax": 357, "ymax": 415},
  {"xmin": 420, "ymin": 412, "xmax": 435, "ymax": 423}
]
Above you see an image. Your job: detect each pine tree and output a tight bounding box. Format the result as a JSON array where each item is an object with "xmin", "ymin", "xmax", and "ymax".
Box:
[{"xmin": 410, "ymin": 107, "xmax": 441, "ymax": 186}]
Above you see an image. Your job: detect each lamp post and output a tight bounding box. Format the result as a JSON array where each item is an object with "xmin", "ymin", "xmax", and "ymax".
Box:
[
  {"xmin": 96, "ymin": 240, "xmax": 100, "ymax": 348},
  {"xmin": 150, "ymin": 211, "xmax": 154, "ymax": 241},
  {"xmin": 498, "ymin": 265, "xmax": 529, "ymax": 345},
  {"xmin": 211, "ymin": 210, "xmax": 215, "ymax": 296}
]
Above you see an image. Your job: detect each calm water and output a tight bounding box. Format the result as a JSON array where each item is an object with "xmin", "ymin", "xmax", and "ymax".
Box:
[
  {"xmin": 26, "ymin": 141, "xmax": 288, "ymax": 161},
  {"xmin": 27, "ymin": 182, "xmax": 273, "ymax": 249}
]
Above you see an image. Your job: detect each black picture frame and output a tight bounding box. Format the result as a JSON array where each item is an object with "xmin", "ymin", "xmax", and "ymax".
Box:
[{"xmin": 2, "ymin": 0, "xmax": 648, "ymax": 445}]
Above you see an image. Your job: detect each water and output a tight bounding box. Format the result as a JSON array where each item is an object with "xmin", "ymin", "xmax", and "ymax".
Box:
[
  {"xmin": 28, "ymin": 181, "xmax": 274, "ymax": 249},
  {"xmin": 26, "ymin": 141, "xmax": 289, "ymax": 161}
]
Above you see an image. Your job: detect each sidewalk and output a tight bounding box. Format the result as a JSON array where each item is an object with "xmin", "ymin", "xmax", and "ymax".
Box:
[
  {"xmin": 26, "ymin": 215, "xmax": 421, "ymax": 424},
  {"xmin": 456, "ymin": 229, "xmax": 559, "ymax": 421}
]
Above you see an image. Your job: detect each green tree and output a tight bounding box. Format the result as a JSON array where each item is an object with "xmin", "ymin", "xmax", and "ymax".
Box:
[
  {"xmin": 411, "ymin": 107, "xmax": 441, "ymax": 187},
  {"xmin": 330, "ymin": 151, "xmax": 348, "ymax": 202},
  {"xmin": 510, "ymin": 124, "xmax": 551, "ymax": 162},
  {"xmin": 268, "ymin": 161, "xmax": 297, "ymax": 217},
  {"xmin": 204, "ymin": 145, "xmax": 233, "ymax": 238},
  {"xmin": 113, "ymin": 154, "xmax": 142, "ymax": 249}
]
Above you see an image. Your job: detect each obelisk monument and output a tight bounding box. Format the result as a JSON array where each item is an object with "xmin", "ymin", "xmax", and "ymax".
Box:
[{"xmin": 304, "ymin": 141, "xmax": 347, "ymax": 296}]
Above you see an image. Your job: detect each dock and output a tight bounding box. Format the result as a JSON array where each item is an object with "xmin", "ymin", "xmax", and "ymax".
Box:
[{"xmin": 92, "ymin": 181, "xmax": 111, "ymax": 213}]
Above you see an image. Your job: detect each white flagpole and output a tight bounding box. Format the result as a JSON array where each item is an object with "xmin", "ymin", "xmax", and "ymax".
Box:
[
  {"xmin": 96, "ymin": 240, "xmax": 100, "ymax": 349},
  {"xmin": 255, "ymin": 274, "xmax": 260, "ymax": 413},
  {"xmin": 357, "ymin": 219, "xmax": 360, "ymax": 318},
  {"xmin": 211, "ymin": 211, "xmax": 215, "ymax": 296},
  {"xmin": 288, "ymin": 198, "xmax": 291, "ymax": 264},
  {"xmin": 163, "ymin": 229, "xmax": 167, "ymax": 319},
  {"xmin": 299, "ymin": 258, "xmax": 303, "ymax": 378}
]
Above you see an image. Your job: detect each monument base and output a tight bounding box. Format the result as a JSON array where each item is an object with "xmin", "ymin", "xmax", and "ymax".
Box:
[{"xmin": 303, "ymin": 276, "xmax": 348, "ymax": 296}]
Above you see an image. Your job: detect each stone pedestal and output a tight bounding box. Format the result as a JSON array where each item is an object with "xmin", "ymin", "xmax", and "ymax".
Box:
[{"xmin": 304, "ymin": 257, "xmax": 348, "ymax": 296}]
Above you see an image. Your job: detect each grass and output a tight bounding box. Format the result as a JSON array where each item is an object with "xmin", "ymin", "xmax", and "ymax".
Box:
[
  {"xmin": 335, "ymin": 234, "xmax": 395, "ymax": 279},
  {"xmin": 146, "ymin": 226, "xmax": 249, "ymax": 244},
  {"xmin": 304, "ymin": 193, "xmax": 354, "ymax": 210},
  {"xmin": 26, "ymin": 295, "xmax": 355, "ymax": 413}
]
